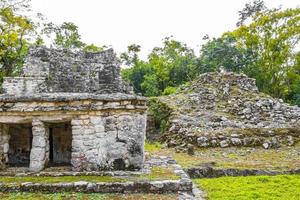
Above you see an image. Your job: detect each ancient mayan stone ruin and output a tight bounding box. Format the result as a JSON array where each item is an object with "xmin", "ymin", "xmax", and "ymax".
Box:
[
  {"xmin": 0, "ymin": 47, "xmax": 147, "ymax": 172},
  {"xmin": 148, "ymin": 72, "xmax": 300, "ymax": 151}
]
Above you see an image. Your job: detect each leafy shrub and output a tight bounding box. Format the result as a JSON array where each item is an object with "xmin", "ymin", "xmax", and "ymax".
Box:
[
  {"xmin": 162, "ymin": 86, "xmax": 178, "ymax": 95},
  {"xmin": 147, "ymin": 98, "xmax": 172, "ymax": 133}
]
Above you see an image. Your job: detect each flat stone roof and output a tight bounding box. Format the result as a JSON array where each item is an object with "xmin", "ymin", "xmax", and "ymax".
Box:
[{"xmin": 0, "ymin": 93, "xmax": 147, "ymax": 103}]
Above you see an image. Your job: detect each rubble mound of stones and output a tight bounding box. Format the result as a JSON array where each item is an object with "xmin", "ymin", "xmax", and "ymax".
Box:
[{"xmin": 149, "ymin": 72, "xmax": 300, "ymax": 150}]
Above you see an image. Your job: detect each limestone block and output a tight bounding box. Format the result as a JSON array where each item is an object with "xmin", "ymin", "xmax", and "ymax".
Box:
[
  {"xmin": 83, "ymin": 140, "xmax": 94, "ymax": 146},
  {"xmin": 107, "ymin": 143, "xmax": 127, "ymax": 158},
  {"xmin": 71, "ymin": 120, "xmax": 84, "ymax": 126},
  {"xmin": 231, "ymin": 138, "xmax": 242, "ymax": 146},
  {"xmin": 197, "ymin": 137, "xmax": 209, "ymax": 147},
  {"xmin": 72, "ymin": 140, "xmax": 83, "ymax": 149},
  {"xmin": 72, "ymin": 135, "xmax": 82, "ymax": 140},
  {"xmin": 30, "ymin": 148, "xmax": 45, "ymax": 161},
  {"xmin": 96, "ymin": 132, "xmax": 105, "ymax": 138},
  {"xmin": 72, "ymin": 128, "xmax": 84, "ymax": 136},
  {"xmin": 95, "ymin": 125, "xmax": 105, "ymax": 134},
  {"xmin": 103, "ymin": 102, "xmax": 120, "ymax": 109},
  {"xmin": 29, "ymin": 160, "xmax": 45, "ymax": 172},
  {"xmin": 126, "ymin": 105, "xmax": 135, "ymax": 109},
  {"xmin": 220, "ymin": 140, "xmax": 229, "ymax": 148},
  {"xmin": 30, "ymin": 119, "xmax": 48, "ymax": 172},
  {"xmin": 32, "ymin": 136, "xmax": 47, "ymax": 148},
  {"xmin": 90, "ymin": 116, "xmax": 103, "ymax": 125},
  {"xmin": 84, "ymin": 129, "xmax": 94, "ymax": 135}
]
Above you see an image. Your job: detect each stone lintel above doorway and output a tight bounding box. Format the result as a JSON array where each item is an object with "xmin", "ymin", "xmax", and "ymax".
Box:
[{"xmin": 0, "ymin": 96, "xmax": 147, "ymax": 172}]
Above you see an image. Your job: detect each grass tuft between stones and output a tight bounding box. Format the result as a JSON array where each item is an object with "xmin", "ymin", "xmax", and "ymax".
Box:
[{"xmin": 140, "ymin": 166, "xmax": 180, "ymax": 181}]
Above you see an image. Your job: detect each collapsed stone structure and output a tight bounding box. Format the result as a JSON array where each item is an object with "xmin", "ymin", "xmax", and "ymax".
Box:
[
  {"xmin": 0, "ymin": 47, "xmax": 147, "ymax": 172},
  {"xmin": 148, "ymin": 72, "xmax": 300, "ymax": 150}
]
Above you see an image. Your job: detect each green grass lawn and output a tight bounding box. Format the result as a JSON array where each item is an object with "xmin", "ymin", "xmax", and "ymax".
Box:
[
  {"xmin": 145, "ymin": 141, "xmax": 300, "ymax": 170},
  {"xmin": 194, "ymin": 175, "xmax": 300, "ymax": 200},
  {"xmin": 0, "ymin": 193, "xmax": 177, "ymax": 200},
  {"xmin": 0, "ymin": 166, "xmax": 179, "ymax": 184},
  {"xmin": 0, "ymin": 175, "xmax": 124, "ymax": 184},
  {"xmin": 138, "ymin": 166, "xmax": 180, "ymax": 181}
]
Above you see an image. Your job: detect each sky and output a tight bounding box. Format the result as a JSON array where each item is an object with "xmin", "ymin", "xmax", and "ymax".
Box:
[{"xmin": 31, "ymin": 0, "xmax": 299, "ymax": 59}]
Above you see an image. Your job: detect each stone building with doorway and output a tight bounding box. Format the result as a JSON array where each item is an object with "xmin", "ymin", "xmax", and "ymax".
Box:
[{"xmin": 0, "ymin": 47, "xmax": 147, "ymax": 172}]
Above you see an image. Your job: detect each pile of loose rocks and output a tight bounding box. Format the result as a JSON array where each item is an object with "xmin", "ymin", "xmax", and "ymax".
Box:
[{"xmin": 148, "ymin": 72, "xmax": 300, "ymax": 151}]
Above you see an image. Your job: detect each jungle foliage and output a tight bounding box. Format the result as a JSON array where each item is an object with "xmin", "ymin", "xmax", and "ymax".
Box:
[
  {"xmin": 0, "ymin": 0, "xmax": 299, "ymax": 105},
  {"xmin": 121, "ymin": 1, "xmax": 300, "ymax": 105},
  {"xmin": 0, "ymin": 0, "xmax": 103, "ymax": 83}
]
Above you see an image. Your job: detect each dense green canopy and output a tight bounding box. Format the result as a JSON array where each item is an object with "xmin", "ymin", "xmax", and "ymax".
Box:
[{"xmin": 121, "ymin": 1, "xmax": 300, "ymax": 105}]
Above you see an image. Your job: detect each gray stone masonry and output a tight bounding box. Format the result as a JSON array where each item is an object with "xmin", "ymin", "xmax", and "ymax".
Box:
[
  {"xmin": 0, "ymin": 47, "xmax": 147, "ymax": 172},
  {"xmin": 29, "ymin": 119, "xmax": 49, "ymax": 172},
  {"xmin": 2, "ymin": 47, "xmax": 133, "ymax": 94},
  {"xmin": 150, "ymin": 71, "xmax": 300, "ymax": 150},
  {"xmin": 0, "ymin": 124, "xmax": 9, "ymax": 163}
]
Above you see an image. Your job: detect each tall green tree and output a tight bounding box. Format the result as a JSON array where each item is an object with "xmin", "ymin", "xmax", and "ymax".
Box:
[
  {"xmin": 0, "ymin": 0, "xmax": 34, "ymax": 81},
  {"xmin": 147, "ymin": 37, "xmax": 198, "ymax": 94},
  {"xmin": 286, "ymin": 52, "xmax": 300, "ymax": 105},
  {"xmin": 236, "ymin": 0, "xmax": 266, "ymax": 26},
  {"xmin": 120, "ymin": 44, "xmax": 141, "ymax": 66},
  {"xmin": 121, "ymin": 38, "xmax": 198, "ymax": 96},
  {"xmin": 198, "ymin": 35, "xmax": 255, "ymax": 73},
  {"xmin": 121, "ymin": 44, "xmax": 154, "ymax": 95},
  {"xmin": 227, "ymin": 6, "xmax": 300, "ymax": 102},
  {"xmin": 0, "ymin": 0, "xmax": 104, "ymax": 86},
  {"xmin": 197, "ymin": 1, "xmax": 299, "ymax": 105},
  {"xmin": 43, "ymin": 22, "xmax": 85, "ymax": 50},
  {"xmin": 42, "ymin": 22, "xmax": 104, "ymax": 52}
]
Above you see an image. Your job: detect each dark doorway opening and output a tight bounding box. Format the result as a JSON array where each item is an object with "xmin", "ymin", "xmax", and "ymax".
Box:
[
  {"xmin": 47, "ymin": 122, "xmax": 72, "ymax": 166},
  {"xmin": 8, "ymin": 124, "xmax": 32, "ymax": 167}
]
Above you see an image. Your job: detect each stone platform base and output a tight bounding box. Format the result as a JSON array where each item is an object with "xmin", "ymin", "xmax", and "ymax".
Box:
[
  {"xmin": 0, "ymin": 156, "xmax": 203, "ymax": 199},
  {"xmin": 187, "ymin": 166, "xmax": 300, "ymax": 179},
  {"xmin": 0, "ymin": 180, "xmax": 192, "ymax": 194}
]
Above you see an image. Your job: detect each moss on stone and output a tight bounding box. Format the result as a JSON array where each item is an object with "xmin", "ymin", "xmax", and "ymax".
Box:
[
  {"xmin": 0, "ymin": 161, "xmax": 180, "ymax": 184},
  {"xmin": 0, "ymin": 193, "xmax": 177, "ymax": 200},
  {"xmin": 134, "ymin": 166, "xmax": 180, "ymax": 181},
  {"xmin": 0, "ymin": 175, "xmax": 125, "ymax": 184}
]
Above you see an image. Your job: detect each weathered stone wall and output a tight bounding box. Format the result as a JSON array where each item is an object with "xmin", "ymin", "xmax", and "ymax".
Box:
[
  {"xmin": 0, "ymin": 94, "xmax": 146, "ymax": 113},
  {"xmin": 2, "ymin": 77, "xmax": 47, "ymax": 95},
  {"xmin": 71, "ymin": 112, "xmax": 146, "ymax": 171},
  {"xmin": 195, "ymin": 128, "xmax": 299, "ymax": 149},
  {"xmin": 0, "ymin": 96, "xmax": 147, "ymax": 171},
  {"xmin": 1, "ymin": 47, "xmax": 132, "ymax": 95},
  {"xmin": 29, "ymin": 119, "xmax": 50, "ymax": 171},
  {"xmin": 0, "ymin": 47, "xmax": 147, "ymax": 172},
  {"xmin": 0, "ymin": 124, "xmax": 9, "ymax": 164}
]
